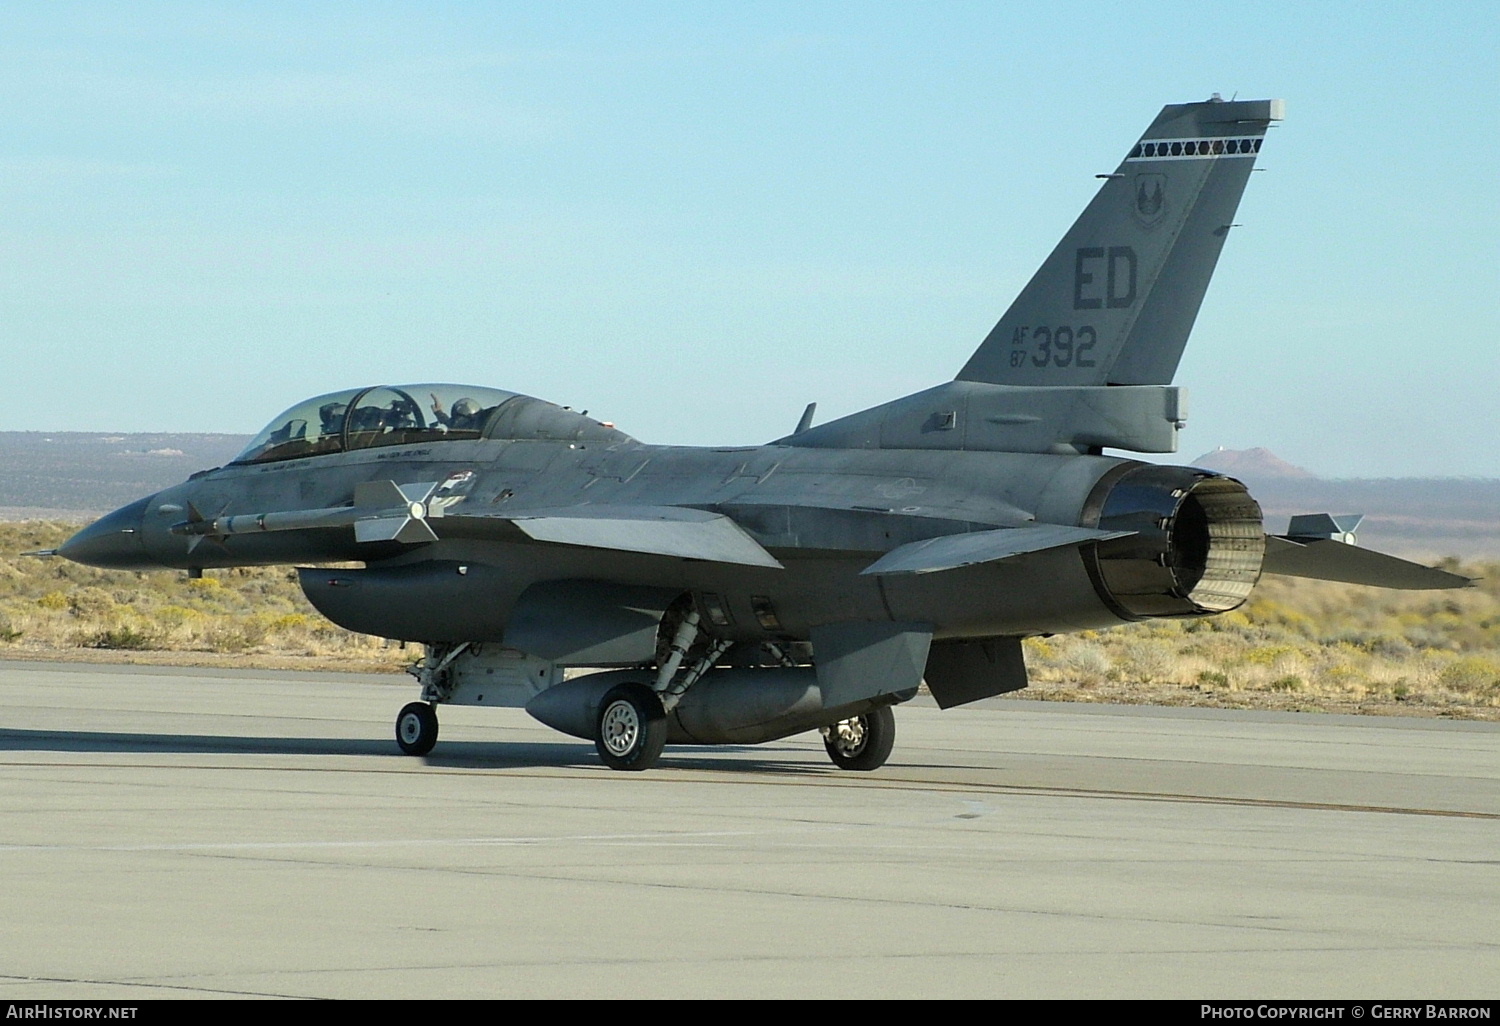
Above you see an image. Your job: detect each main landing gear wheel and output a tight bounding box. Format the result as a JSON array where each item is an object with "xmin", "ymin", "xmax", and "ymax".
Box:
[
  {"xmin": 594, "ymin": 683, "xmax": 668, "ymax": 771},
  {"xmin": 395, "ymin": 702, "xmax": 439, "ymax": 756},
  {"xmin": 822, "ymin": 705, "xmax": 895, "ymax": 771}
]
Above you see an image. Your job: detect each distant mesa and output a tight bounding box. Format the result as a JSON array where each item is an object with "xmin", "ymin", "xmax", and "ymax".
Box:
[
  {"xmin": 1191, "ymin": 446, "xmax": 1317, "ymax": 480},
  {"xmin": 0, "ymin": 430, "xmax": 251, "ymax": 517}
]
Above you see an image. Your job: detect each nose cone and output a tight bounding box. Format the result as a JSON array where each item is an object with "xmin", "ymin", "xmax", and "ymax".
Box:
[{"xmin": 59, "ymin": 495, "xmax": 156, "ymax": 569}]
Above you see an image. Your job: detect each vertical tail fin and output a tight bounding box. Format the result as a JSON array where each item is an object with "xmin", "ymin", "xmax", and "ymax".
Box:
[{"xmin": 957, "ymin": 97, "xmax": 1284, "ymax": 387}]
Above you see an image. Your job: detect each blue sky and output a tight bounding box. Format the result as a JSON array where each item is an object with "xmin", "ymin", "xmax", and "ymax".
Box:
[{"xmin": 3, "ymin": 1, "xmax": 1496, "ymax": 477}]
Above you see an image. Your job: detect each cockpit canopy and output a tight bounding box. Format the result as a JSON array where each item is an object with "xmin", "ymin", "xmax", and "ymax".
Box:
[{"xmin": 233, "ymin": 383, "xmax": 631, "ymax": 465}]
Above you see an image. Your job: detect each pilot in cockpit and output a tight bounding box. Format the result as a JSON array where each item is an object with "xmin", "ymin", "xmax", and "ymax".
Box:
[{"xmin": 430, "ymin": 394, "xmax": 485, "ymax": 432}]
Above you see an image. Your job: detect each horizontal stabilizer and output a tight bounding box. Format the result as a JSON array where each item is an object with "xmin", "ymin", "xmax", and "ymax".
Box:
[
  {"xmin": 1262, "ymin": 536, "xmax": 1471, "ymax": 590},
  {"xmin": 504, "ymin": 506, "xmax": 784, "ymax": 569},
  {"xmin": 861, "ymin": 524, "xmax": 1132, "ymax": 576}
]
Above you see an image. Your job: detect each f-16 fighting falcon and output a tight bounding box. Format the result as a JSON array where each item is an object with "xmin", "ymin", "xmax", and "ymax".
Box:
[{"xmin": 54, "ymin": 97, "xmax": 1471, "ymax": 771}]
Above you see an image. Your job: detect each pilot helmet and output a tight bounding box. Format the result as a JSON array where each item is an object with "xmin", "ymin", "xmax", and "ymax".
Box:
[{"xmin": 453, "ymin": 398, "xmax": 480, "ymax": 418}]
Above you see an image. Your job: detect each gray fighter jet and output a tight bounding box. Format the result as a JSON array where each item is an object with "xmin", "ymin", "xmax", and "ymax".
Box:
[{"xmin": 55, "ymin": 97, "xmax": 1470, "ymax": 771}]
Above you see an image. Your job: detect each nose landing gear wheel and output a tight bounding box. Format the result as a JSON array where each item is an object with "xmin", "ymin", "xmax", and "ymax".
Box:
[
  {"xmin": 821, "ymin": 705, "xmax": 895, "ymax": 771},
  {"xmin": 396, "ymin": 701, "xmax": 439, "ymax": 756},
  {"xmin": 594, "ymin": 683, "xmax": 667, "ymax": 771}
]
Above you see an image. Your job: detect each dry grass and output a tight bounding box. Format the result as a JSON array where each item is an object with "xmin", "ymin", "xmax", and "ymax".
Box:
[
  {"xmin": 2, "ymin": 521, "xmax": 1496, "ymax": 717},
  {"xmin": 1021, "ymin": 562, "xmax": 1500, "ymax": 718},
  {"xmin": 0, "ymin": 521, "xmax": 405, "ymax": 673}
]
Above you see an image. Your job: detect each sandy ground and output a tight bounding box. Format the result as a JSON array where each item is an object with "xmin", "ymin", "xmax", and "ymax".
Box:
[{"xmin": 3, "ymin": 644, "xmax": 1493, "ymax": 721}]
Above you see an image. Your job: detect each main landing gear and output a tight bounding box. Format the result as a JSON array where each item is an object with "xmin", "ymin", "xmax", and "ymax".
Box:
[
  {"xmin": 594, "ymin": 683, "xmax": 668, "ymax": 771},
  {"xmin": 821, "ymin": 705, "xmax": 895, "ymax": 771},
  {"xmin": 586, "ymin": 606, "xmax": 727, "ymax": 772},
  {"xmin": 391, "ymin": 631, "xmax": 901, "ymax": 773}
]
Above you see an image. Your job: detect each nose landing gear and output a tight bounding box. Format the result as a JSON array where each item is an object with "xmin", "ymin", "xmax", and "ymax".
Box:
[{"xmin": 395, "ymin": 702, "xmax": 438, "ymax": 756}]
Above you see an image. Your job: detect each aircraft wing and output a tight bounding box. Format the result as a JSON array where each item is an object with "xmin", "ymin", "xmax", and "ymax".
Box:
[
  {"xmin": 449, "ymin": 505, "xmax": 785, "ymax": 569},
  {"xmin": 1261, "ymin": 536, "xmax": 1471, "ymax": 590},
  {"xmin": 860, "ymin": 524, "xmax": 1132, "ymax": 576}
]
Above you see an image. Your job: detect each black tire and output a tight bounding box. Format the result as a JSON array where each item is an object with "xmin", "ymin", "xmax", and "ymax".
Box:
[
  {"xmin": 822, "ymin": 705, "xmax": 895, "ymax": 771},
  {"xmin": 594, "ymin": 683, "xmax": 668, "ymax": 771},
  {"xmin": 395, "ymin": 701, "xmax": 439, "ymax": 756}
]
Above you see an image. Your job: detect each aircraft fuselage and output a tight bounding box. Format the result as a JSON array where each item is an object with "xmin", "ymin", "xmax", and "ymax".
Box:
[{"xmin": 71, "ymin": 434, "xmax": 1150, "ymax": 643}]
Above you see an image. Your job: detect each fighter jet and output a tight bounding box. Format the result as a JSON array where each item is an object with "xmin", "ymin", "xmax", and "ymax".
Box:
[{"xmin": 55, "ymin": 97, "xmax": 1470, "ymax": 772}]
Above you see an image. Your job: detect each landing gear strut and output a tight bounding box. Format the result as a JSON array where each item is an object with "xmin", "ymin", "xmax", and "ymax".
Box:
[
  {"xmin": 396, "ymin": 702, "xmax": 439, "ymax": 756},
  {"xmin": 394, "ymin": 643, "xmax": 470, "ymax": 755},
  {"xmin": 822, "ymin": 705, "xmax": 895, "ymax": 771},
  {"xmin": 589, "ymin": 603, "xmax": 730, "ymax": 772}
]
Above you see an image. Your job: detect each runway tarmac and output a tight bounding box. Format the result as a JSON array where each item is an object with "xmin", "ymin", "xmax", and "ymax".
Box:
[{"xmin": 0, "ymin": 659, "xmax": 1496, "ymax": 999}]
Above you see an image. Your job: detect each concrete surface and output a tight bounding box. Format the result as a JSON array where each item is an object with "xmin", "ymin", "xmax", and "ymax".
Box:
[{"xmin": 0, "ymin": 660, "xmax": 1496, "ymax": 999}]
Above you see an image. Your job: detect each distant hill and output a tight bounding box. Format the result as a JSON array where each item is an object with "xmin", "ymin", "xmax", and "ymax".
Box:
[
  {"xmin": 0, "ymin": 431, "xmax": 250, "ymax": 516},
  {"xmin": 1232, "ymin": 477, "xmax": 1500, "ymax": 560},
  {"xmin": 2, "ymin": 434, "xmax": 1494, "ymax": 558},
  {"xmin": 1191, "ymin": 447, "xmax": 1316, "ymax": 480},
  {"xmin": 1189, "ymin": 448, "xmax": 1498, "ymax": 558}
]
